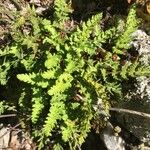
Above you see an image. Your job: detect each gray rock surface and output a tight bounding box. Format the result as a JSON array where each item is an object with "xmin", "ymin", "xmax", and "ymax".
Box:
[
  {"xmin": 114, "ymin": 29, "xmax": 150, "ymax": 147},
  {"xmin": 100, "ymin": 122, "xmax": 125, "ymax": 150}
]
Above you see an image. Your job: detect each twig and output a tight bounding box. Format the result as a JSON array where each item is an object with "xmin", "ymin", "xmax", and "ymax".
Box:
[
  {"xmin": 0, "ymin": 114, "xmax": 16, "ymax": 119},
  {"xmin": 0, "ymin": 117, "xmax": 31, "ymax": 139},
  {"xmin": 0, "ymin": 122, "xmax": 21, "ymax": 139},
  {"xmin": 76, "ymin": 94, "xmax": 84, "ymax": 101},
  {"xmin": 77, "ymin": 144, "xmax": 82, "ymax": 150},
  {"xmin": 110, "ymin": 107, "xmax": 150, "ymax": 119}
]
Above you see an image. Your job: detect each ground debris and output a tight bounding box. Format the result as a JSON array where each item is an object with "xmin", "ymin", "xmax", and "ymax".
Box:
[{"xmin": 0, "ymin": 124, "xmax": 36, "ymax": 150}]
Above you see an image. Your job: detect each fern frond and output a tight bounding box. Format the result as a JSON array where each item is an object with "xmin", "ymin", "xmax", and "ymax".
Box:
[
  {"xmin": 54, "ymin": 0, "xmax": 72, "ymax": 23},
  {"xmin": 113, "ymin": 5, "xmax": 139, "ymax": 54},
  {"xmin": 128, "ymin": 61, "xmax": 139, "ymax": 77},
  {"xmin": 43, "ymin": 101, "xmax": 65, "ymax": 137},
  {"xmin": 41, "ymin": 69, "xmax": 57, "ymax": 79},
  {"xmin": 48, "ymin": 73, "xmax": 73, "ymax": 96},
  {"xmin": 44, "ymin": 52, "xmax": 61, "ymax": 69},
  {"xmin": 0, "ymin": 101, "xmax": 5, "ymax": 115},
  {"xmin": 70, "ymin": 14, "xmax": 102, "ymax": 56},
  {"xmin": 105, "ymin": 82, "xmax": 122, "ymax": 96},
  {"xmin": 32, "ymin": 97, "xmax": 44, "ymax": 123},
  {"xmin": 135, "ymin": 66, "xmax": 150, "ymax": 76},
  {"xmin": 17, "ymin": 73, "xmax": 36, "ymax": 85}
]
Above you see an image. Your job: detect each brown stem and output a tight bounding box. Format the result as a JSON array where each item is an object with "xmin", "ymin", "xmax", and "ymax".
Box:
[
  {"xmin": 0, "ymin": 114, "xmax": 16, "ymax": 119},
  {"xmin": 110, "ymin": 107, "xmax": 150, "ymax": 119}
]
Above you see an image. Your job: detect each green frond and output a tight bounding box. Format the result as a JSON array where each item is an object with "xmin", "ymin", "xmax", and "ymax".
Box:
[
  {"xmin": 120, "ymin": 62, "xmax": 132, "ymax": 79},
  {"xmin": 0, "ymin": 101, "xmax": 5, "ymax": 115},
  {"xmin": 70, "ymin": 14, "xmax": 102, "ymax": 56},
  {"xmin": 32, "ymin": 97, "xmax": 44, "ymax": 124},
  {"xmin": 54, "ymin": 0, "xmax": 72, "ymax": 24},
  {"xmin": 113, "ymin": 5, "xmax": 139, "ymax": 54},
  {"xmin": 17, "ymin": 73, "xmax": 36, "ymax": 85},
  {"xmin": 44, "ymin": 53, "xmax": 61, "ymax": 69},
  {"xmin": 135, "ymin": 66, "xmax": 150, "ymax": 76},
  {"xmin": 1, "ymin": 1, "xmax": 149, "ymax": 149},
  {"xmin": 105, "ymin": 82, "xmax": 122, "ymax": 96},
  {"xmin": 53, "ymin": 143, "xmax": 64, "ymax": 150},
  {"xmin": 120, "ymin": 61, "xmax": 150, "ymax": 79},
  {"xmin": 48, "ymin": 73, "xmax": 73, "ymax": 96},
  {"xmin": 43, "ymin": 101, "xmax": 65, "ymax": 137},
  {"xmin": 41, "ymin": 69, "xmax": 57, "ymax": 79},
  {"xmin": 128, "ymin": 61, "xmax": 139, "ymax": 77}
]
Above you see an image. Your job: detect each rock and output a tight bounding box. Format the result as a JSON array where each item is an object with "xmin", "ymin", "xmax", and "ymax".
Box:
[
  {"xmin": 112, "ymin": 29, "xmax": 150, "ymax": 148},
  {"xmin": 100, "ymin": 122, "xmax": 125, "ymax": 150}
]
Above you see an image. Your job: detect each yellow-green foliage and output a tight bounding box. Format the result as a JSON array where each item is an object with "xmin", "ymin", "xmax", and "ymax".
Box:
[
  {"xmin": 0, "ymin": 1, "xmax": 150, "ymax": 150},
  {"xmin": 113, "ymin": 6, "xmax": 139, "ymax": 53}
]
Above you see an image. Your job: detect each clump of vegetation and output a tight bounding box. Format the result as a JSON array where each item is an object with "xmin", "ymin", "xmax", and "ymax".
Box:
[{"xmin": 0, "ymin": 0, "xmax": 150, "ymax": 149}]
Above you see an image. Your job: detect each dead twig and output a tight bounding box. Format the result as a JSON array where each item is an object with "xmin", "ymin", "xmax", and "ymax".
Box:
[
  {"xmin": 0, "ymin": 114, "xmax": 16, "ymax": 119},
  {"xmin": 0, "ymin": 117, "xmax": 31, "ymax": 139},
  {"xmin": 110, "ymin": 107, "xmax": 150, "ymax": 119},
  {"xmin": 0, "ymin": 122, "xmax": 21, "ymax": 139}
]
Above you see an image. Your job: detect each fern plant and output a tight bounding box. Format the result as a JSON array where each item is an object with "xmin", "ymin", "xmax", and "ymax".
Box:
[{"xmin": 0, "ymin": 1, "xmax": 150, "ymax": 149}]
